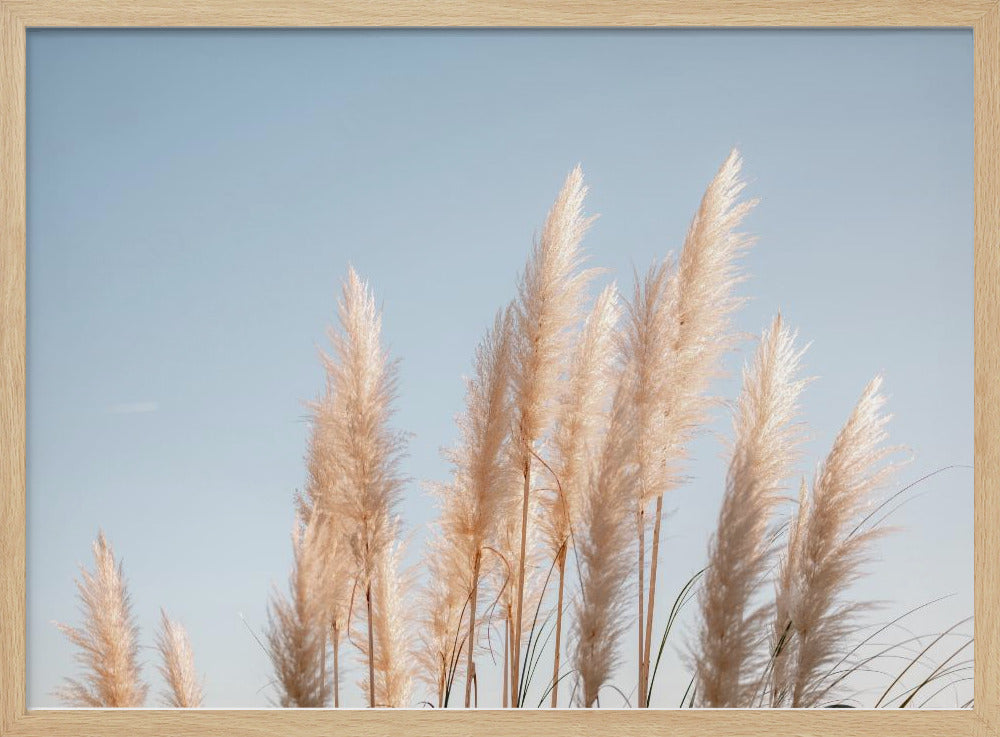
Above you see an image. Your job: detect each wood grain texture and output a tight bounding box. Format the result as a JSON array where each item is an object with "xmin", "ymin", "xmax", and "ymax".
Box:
[
  {"xmin": 0, "ymin": 707, "xmax": 990, "ymax": 737},
  {"xmin": 975, "ymin": 3, "xmax": 1000, "ymax": 734},
  {"xmin": 0, "ymin": 0, "xmax": 997, "ymax": 26},
  {"xmin": 0, "ymin": 1, "xmax": 26, "ymax": 735},
  {"xmin": 0, "ymin": 1, "xmax": 996, "ymax": 736}
]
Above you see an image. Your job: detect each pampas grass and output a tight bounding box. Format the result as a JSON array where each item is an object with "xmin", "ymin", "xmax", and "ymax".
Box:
[
  {"xmin": 357, "ymin": 536, "xmax": 414, "ymax": 707},
  {"xmin": 300, "ymin": 386, "xmax": 353, "ymax": 706},
  {"xmin": 156, "ymin": 610, "xmax": 203, "ymax": 708},
  {"xmin": 507, "ymin": 165, "xmax": 597, "ymax": 705},
  {"xmin": 623, "ymin": 149, "xmax": 756, "ymax": 704},
  {"xmin": 541, "ymin": 284, "xmax": 621, "ymax": 706},
  {"xmin": 771, "ymin": 376, "xmax": 898, "ymax": 707},
  {"xmin": 693, "ymin": 315, "xmax": 807, "ymax": 707},
  {"xmin": 432, "ymin": 307, "xmax": 515, "ymax": 707},
  {"xmin": 266, "ymin": 513, "xmax": 336, "ymax": 708},
  {"xmin": 493, "ymin": 471, "xmax": 546, "ymax": 708},
  {"xmin": 416, "ymin": 531, "xmax": 470, "ymax": 706},
  {"xmin": 571, "ymin": 379, "xmax": 636, "ymax": 707},
  {"xmin": 271, "ymin": 266, "xmax": 407, "ymax": 708},
  {"xmin": 54, "ymin": 531, "xmax": 148, "ymax": 707},
  {"xmin": 52, "ymin": 153, "xmax": 959, "ymax": 711},
  {"xmin": 321, "ymin": 267, "xmax": 408, "ymax": 707}
]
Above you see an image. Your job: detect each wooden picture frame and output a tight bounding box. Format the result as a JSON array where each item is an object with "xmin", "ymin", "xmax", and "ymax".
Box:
[{"xmin": 0, "ymin": 2, "xmax": 996, "ymax": 735}]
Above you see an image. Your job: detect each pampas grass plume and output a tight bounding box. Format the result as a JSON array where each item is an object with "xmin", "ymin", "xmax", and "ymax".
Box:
[
  {"xmin": 772, "ymin": 376, "xmax": 898, "ymax": 707},
  {"xmin": 322, "ymin": 267, "xmax": 408, "ymax": 707},
  {"xmin": 266, "ymin": 514, "xmax": 335, "ymax": 708},
  {"xmin": 358, "ymin": 537, "xmax": 414, "ymax": 707},
  {"xmin": 572, "ymin": 379, "xmax": 637, "ymax": 707},
  {"xmin": 156, "ymin": 610, "xmax": 203, "ymax": 708},
  {"xmin": 694, "ymin": 315, "xmax": 807, "ymax": 707},
  {"xmin": 625, "ymin": 149, "xmax": 756, "ymax": 702},
  {"xmin": 54, "ymin": 531, "xmax": 148, "ymax": 707},
  {"xmin": 507, "ymin": 165, "xmax": 598, "ymax": 703}
]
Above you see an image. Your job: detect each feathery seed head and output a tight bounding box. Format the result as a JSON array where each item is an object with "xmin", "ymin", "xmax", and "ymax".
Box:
[
  {"xmin": 357, "ymin": 535, "xmax": 415, "ymax": 707},
  {"xmin": 321, "ymin": 268, "xmax": 407, "ymax": 587},
  {"xmin": 624, "ymin": 149, "xmax": 756, "ymax": 504},
  {"xmin": 772, "ymin": 376, "xmax": 899, "ymax": 707},
  {"xmin": 266, "ymin": 513, "xmax": 337, "ymax": 708},
  {"xmin": 542, "ymin": 284, "xmax": 622, "ymax": 560},
  {"xmin": 54, "ymin": 531, "xmax": 148, "ymax": 707},
  {"xmin": 512, "ymin": 166, "xmax": 599, "ymax": 459},
  {"xmin": 156, "ymin": 610, "xmax": 203, "ymax": 708},
  {"xmin": 572, "ymin": 378, "xmax": 638, "ymax": 707},
  {"xmin": 694, "ymin": 315, "xmax": 807, "ymax": 707}
]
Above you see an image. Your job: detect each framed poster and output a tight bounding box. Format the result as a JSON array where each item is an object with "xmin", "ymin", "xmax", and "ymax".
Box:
[{"xmin": 0, "ymin": 3, "xmax": 996, "ymax": 736}]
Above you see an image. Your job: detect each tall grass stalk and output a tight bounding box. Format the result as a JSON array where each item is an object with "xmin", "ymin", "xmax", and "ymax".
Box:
[
  {"xmin": 493, "ymin": 475, "xmax": 543, "ymax": 707},
  {"xmin": 646, "ymin": 567, "xmax": 704, "ymax": 705},
  {"xmin": 771, "ymin": 376, "xmax": 898, "ymax": 707},
  {"xmin": 693, "ymin": 315, "xmax": 807, "ymax": 706},
  {"xmin": 508, "ymin": 166, "xmax": 596, "ymax": 705},
  {"xmin": 416, "ymin": 534, "xmax": 469, "ymax": 706},
  {"xmin": 321, "ymin": 267, "xmax": 408, "ymax": 707},
  {"xmin": 571, "ymin": 378, "xmax": 637, "ymax": 707},
  {"xmin": 300, "ymin": 385, "xmax": 353, "ymax": 707},
  {"xmin": 541, "ymin": 284, "xmax": 621, "ymax": 706},
  {"xmin": 54, "ymin": 531, "xmax": 148, "ymax": 707},
  {"xmin": 623, "ymin": 150, "xmax": 755, "ymax": 704},
  {"xmin": 434, "ymin": 307, "xmax": 514, "ymax": 707}
]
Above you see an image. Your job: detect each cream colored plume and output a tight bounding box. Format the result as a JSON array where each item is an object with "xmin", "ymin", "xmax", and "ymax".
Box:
[
  {"xmin": 156, "ymin": 610, "xmax": 203, "ymax": 708},
  {"xmin": 319, "ymin": 267, "xmax": 408, "ymax": 707},
  {"xmin": 771, "ymin": 376, "xmax": 898, "ymax": 707},
  {"xmin": 434, "ymin": 307, "xmax": 515, "ymax": 706},
  {"xmin": 300, "ymin": 384, "xmax": 353, "ymax": 702},
  {"xmin": 541, "ymin": 283, "xmax": 622, "ymax": 563},
  {"xmin": 693, "ymin": 315, "xmax": 807, "ymax": 707},
  {"xmin": 322, "ymin": 267, "xmax": 407, "ymax": 589},
  {"xmin": 511, "ymin": 165, "xmax": 598, "ymax": 461},
  {"xmin": 444, "ymin": 307, "xmax": 515, "ymax": 568},
  {"xmin": 624, "ymin": 149, "xmax": 756, "ymax": 703},
  {"xmin": 357, "ymin": 537, "xmax": 414, "ymax": 707},
  {"xmin": 506, "ymin": 165, "xmax": 598, "ymax": 704},
  {"xmin": 54, "ymin": 531, "xmax": 148, "ymax": 707},
  {"xmin": 266, "ymin": 513, "xmax": 336, "ymax": 708},
  {"xmin": 624, "ymin": 149, "xmax": 755, "ymax": 504},
  {"xmin": 571, "ymin": 379, "xmax": 637, "ymax": 707}
]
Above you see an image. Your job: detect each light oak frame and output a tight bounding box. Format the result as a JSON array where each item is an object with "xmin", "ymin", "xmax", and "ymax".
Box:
[{"xmin": 0, "ymin": 2, "xmax": 997, "ymax": 735}]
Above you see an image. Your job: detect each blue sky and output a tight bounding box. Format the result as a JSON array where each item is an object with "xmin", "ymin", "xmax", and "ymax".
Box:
[{"xmin": 26, "ymin": 29, "xmax": 972, "ymax": 707}]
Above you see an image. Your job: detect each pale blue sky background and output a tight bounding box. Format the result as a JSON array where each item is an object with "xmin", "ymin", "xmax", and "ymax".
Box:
[{"xmin": 26, "ymin": 29, "xmax": 973, "ymax": 708}]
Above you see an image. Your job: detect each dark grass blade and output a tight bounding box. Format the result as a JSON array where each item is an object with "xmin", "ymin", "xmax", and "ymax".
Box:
[
  {"xmin": 897, "ymin": 641, "xmax": 974, "ymax": 708},
  {"xmin": 645, "ymin": 567, "xmax": 704, "ymax": 705},
  {"xmin": 537, "ymin": 669, "xmax": 576, "ymax": 707},
  {"xmin": 516, "ymin": 553, "xmax": 560, "ymax": 706},
  {"xmin": 679, "ymin": 673, "xmax": 696, "ymax": 708},
  {"xmin": 874, "ymin": 617, "xmax": 972, "ymax": 708}
]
